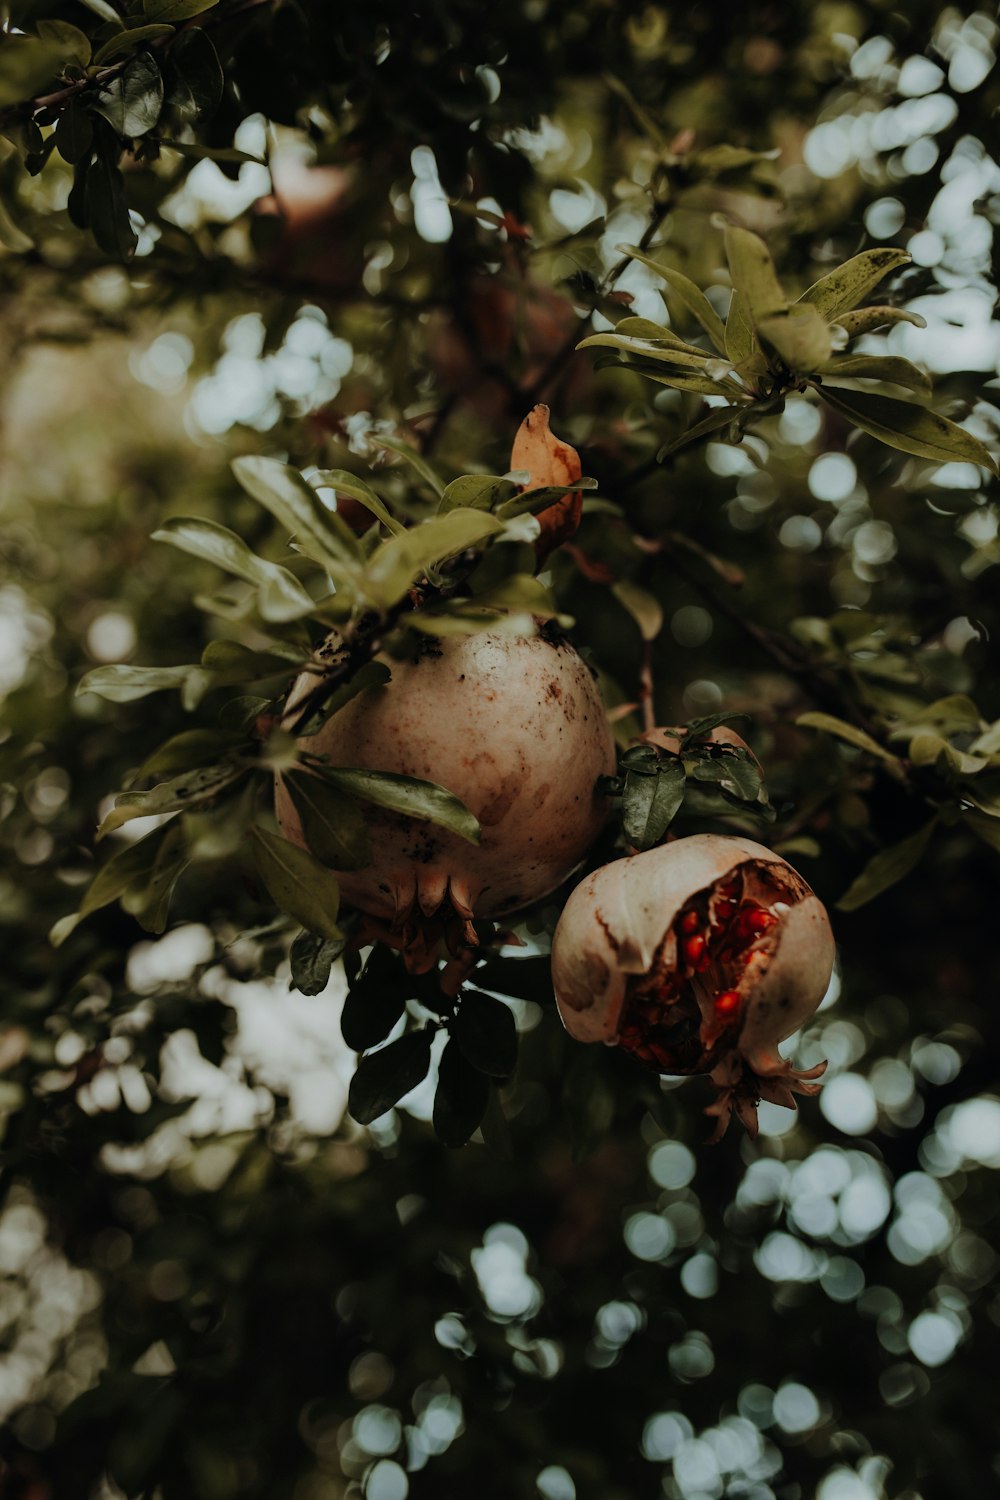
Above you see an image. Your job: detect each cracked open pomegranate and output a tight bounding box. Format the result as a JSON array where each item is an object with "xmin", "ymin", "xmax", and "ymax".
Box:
[
  {"xmin": 276, "ymin": 629, "xmax": 617, "ymax": 942},
  {"xmin": 551, "ymin": 834, "xmax": 833, "ymax": 1139}
]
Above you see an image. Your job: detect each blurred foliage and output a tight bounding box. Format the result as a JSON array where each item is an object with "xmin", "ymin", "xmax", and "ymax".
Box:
[{"xmin": 1, "ymin": 1, "xmax": 1000, "ymax": 1498}]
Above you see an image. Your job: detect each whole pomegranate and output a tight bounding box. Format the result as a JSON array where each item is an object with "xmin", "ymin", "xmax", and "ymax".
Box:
[
  {"xmin": 551, "ymin": 834, "xmax": 833, "ymax": 1139},
  {"xmin": 276, "ymin": 629, "xmax": 617, "ymax": 938}
]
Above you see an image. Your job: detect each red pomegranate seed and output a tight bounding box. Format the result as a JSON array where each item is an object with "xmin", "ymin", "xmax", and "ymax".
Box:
[
  {"xmin": 680, "ymin": 909, "xmax": 701, "ymax": 934},
  {"xmin": 715, "ymin": 990, "xmax": 740, "ymax": 1014},
  {"xmin": 683, "ymin": 933, "xmax": 706, "ymax": 966}
]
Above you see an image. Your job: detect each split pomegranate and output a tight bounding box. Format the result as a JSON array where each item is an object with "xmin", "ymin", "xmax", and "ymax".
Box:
[
  {"xmin": 276, "ymin": 629, "xmax": 617, "ymax": 943},
  {"xmin": 551, "ymin": 833, "xmax": 833, "ymax": 1139}
]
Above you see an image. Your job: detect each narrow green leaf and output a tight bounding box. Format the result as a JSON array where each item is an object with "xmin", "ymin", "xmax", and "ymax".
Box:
[
  {"xmin": 316, "ymin": 767, "xmax": 480, "ymax": 846},
  {"xmin": 796, "ymin": 711, "xmax": 900, "ymax": 765},
  {"xmin": 91, "ymin": 51, "xmax": 163, "ymax": 137},
  {"xmin": 833, "ymin": 306, "xmax": 927, "ymax": 338},
  {"xmin": 375, "ymin": 436, "xmax": 446, "ymax": 497},
  {"xmin": 348, "ymin": 1031, "xmax": 433, "ymax": 1124},
  {"xmin": 291, "ymin": 661, "xmax": 392, "ymax": 738},
  {"xmin": 578, "ymin": 332, "xmax": 723, "ymax": 372},
  {"xmin": 86, "ymin": 155, "xmax": 137, "ymax": 259},
  {"xmin": 433, "ymin": 1040, "xmax": 491, "ymax": 1147},
  {"xmin": 964, "ymin": 811, "xmax": 1000, "ymax": 854},
  {"xmin": 155, "ymin": 140, "xmax": 263, "ymax": 164},
  {"xmin": 78, "ymin": 822, "xmax": 170, "ymax": 921},
  {"xmin": 77, "ymin": 663, "xmax": 197, "ymax": 703},
  {"xmin": 76, "ymin": 0, "xmax": 122, "ymax": 21},
  {"xmin": 310, "ymin": 469, "xmax": 405, "ymax": 534},
  {"xmin": 817, "ymin": 386, "xmax": 999, "ymax": 476},
  {"xmin": 121, "ymin": 822, "xmax": 189, "ymax": 933},
  {"xmin": 152, "ymin": 516, "xmax": 316, "ymax": 622},
  {"xmin": 658, "ymin": 405, "xmax": 742, "ymax": 458},
  {"xmin": 724, "ymin": 289, "xmax": 755, "ymax": 364},
  {"xmin": 690, "ymin": 752, "xmax": 763, "ymax": 802},
  {"xmin": 612, "ymin": 579, "xmax": 663, "ymax": 642},
  {"xmin": 616, "ymin": 245, "xmax": 728, "ymax": 354},
  {"xmin": 439, "ymin": 474, "xmax": 517, "ymax": 514},
  {"xmin": 231, "ymin": 456, "xmax": 364, "ymax": 583},
  {"xmin": 724, "ymin": 223, "xmax": 787, "ymax": 323},
  {"xmin": 818, "ymin": 354, "xmax": 931, "ymax": 396},
  {"xmin": 143, "ymin": 0, "xmax": 219, "ymax": 19},
  {"xmin": 364, "ymin": 508, "xmax": 503, "ymax": 608},
  {"xmin": 623, "ymin": 761, "xmax": 686, "ymax": 850},
  {"xmin": 493, "ymin": 479, "xmax": 595, "ymax": 522},
  {"xmin": 837, "ymin": 820, "xmax": 937, "ymax": 911},
  {"xmin": 93, "ymin": 24, "xmax": 174, "ymax": 65},
  {"xmin": 616, "ymin": 359, "xmax": 741, "ymax": 398},
  {"xmin": 453, "ymin": 990, "xmax": 518, "ymax": 1077},
  {"xmin": 799, "ymin": 249, "xmax": 911, "ymax": 319},
  {"xmin": 37, "ymin": 20, "xmax": 92, "ymax": 66},
  {"xmin": 250, "ymin": 825, "xmax": 341, "ymax": 938},
  {"xmin": 756, "ymin": 304, "xmax": 832, "ymax": 372},
  {"xmin": 289, "ymin": 931, "xmax": 345, "ymax": 996},
  {"xmin": 100, "ymin": 762, "xmax": 246, "ymax": 836},
  {"xmin": 282, "ymin": 771, "xmax": 372, "ymax": 870},
  {"xmin": 139, "ymin": 728, "xmax": 242, "ymax": 776}
]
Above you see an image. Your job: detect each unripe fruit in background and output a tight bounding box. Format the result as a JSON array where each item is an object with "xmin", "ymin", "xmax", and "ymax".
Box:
[
  {"xmin": 276, "ymin": 630, "xmax": 617, "ymax": 937},
  {"xmin": 551, "ymin": 834, "xmax": 833, "ymax": 1139}
]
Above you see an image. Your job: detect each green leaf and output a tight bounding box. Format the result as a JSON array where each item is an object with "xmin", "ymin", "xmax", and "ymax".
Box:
[
  {"xmin": 348, "ymin": 1031, "xmax": 433, "ymax": 1124},
  {"xmin": 37, "ymin": 20, "xmax": 92, "ymax": 67},
  {"xmin": 796, "ymin": 711, "xmax": 901, "ymax": 765},
  {"xmin": 833, "ymin": 306, "xmax": 927, "ymax": 339},
  {"xmin": 231, "ymin": 456, "xmax": 363, "ymax": 584},
  {"xmin": 100, "ymin": 762, "xmax": 246, "ymax": 836},
  {"xmin": 76, "ymin": 0, "xmax": 122, "ymax": 21},
  {"xmin": 433, "ymin": 1040, "xmax": 491, "ymax": 1147},
  {"xmin": 578, "ymin": 332, "xmax": 726, "ymax": 373},
  {"xmin": 163, "ymin": 26, "xmax": 222, "ymax": 121},
  {"xmin": 92, "ymin": 51, "xmax": 163, "ymax": 137},
  {"xmin": 690, "ymin": 752, "xmax": 763, "ymax": 802},
  {"xmin": 77, "ymin": 663, "xmax": 197, "ymax": 703},
  {"xmin": 623, "ymin": 761, "xmax": 686, "ymax": 850},
  {"xmin": 200, "ymin": 639, "xmax": 304, "ymax": 685},
  {"xmin": 493, "ymin": 479, "xmax": 595, "ymax": 522},
  {"xmin": 139, "ymin": 728, "xmax": 242, "ymax": 776},
  {"xmin": 291, "ymin": 660, "xmax": 392, "ymax": 738},
  {"xmin": 309, "ymin": 469, "xmax": 404, "ymax": 534},
  {"xmin": 799, "ymin": 249, "xmax": 911, "ymax": 320},
  {"xmin": 0, "ymin": 37, "xmax": 65, "ymax": 108},
  {"xmin": 837, "ymin": 820, "xmax": 937, "ymax": 911},
  {"xmin": 452, "ymin": 990, "xmax": 518, "ymax": 1077},
  {"xmin": 724, "ymin": 223, "xmax": 787, "ymax": 323},
  {"xmin": 86, "ymin": 155, "xmax": 137, "ymax": 258},
  {"xmin": 143, "ymin": 0, "xmax": 219, "ymax": 19},
  {"xmin": 364, "ymin": 508, "xmax": 503, "ymax": 609},
  {"xmin": 611, "ymin": 579, "xmax": 663, "ymax": 642},
  {"xmin": 964, "ymin": 811, "xmax": 1000, "ymax": 854},
  {"xmin": 756, "ymin": 304, "xmax": 832, "ymax": 372},
  {"xmin": 439, "ymin": 474, "xmax": 517, "ymax": 514},
  {"xmin": 616, "ymin": 245, "xmax": 728, "ymax": 354},
  {"xmin": 611, "ymin": 316, "xmax": 712, "ymax": 356},
  {"xmin": 611, "ymin": 358, "xmax": 741, "ymax": 399},
  {"xmin": 340, "ymin": 949, "xmax": 408, "ymax": 1051},
  {"xmin": 152, "ymin": 516, "xmax": 316, "ymax": 622},
  {"xmin": 93, "ymin": 25, "xmax": 174, "ymax": 65},
  {"xmin": 658, "ymin": 405, "xmax": 742, "ymax": 457},
  {"xmin": 282, "ymin": 771, "xmax": 372, "ymax": 870},
  {"xmin": 154, "ymin": 140, "xmax": 264, "ymax": 164},
  {"xmin": 121, "ymin": 822, "xmax": 189, "ymax": 933},
  {"xmin": 375, "ymin": 435, "xmax": 445, "ymax": 498},
  {"xmin": 250, "ymin": 825, "xmax": 341, "ymax": 938},
  {"xmin": 316, "ymin": 767, "xmax": 480, "ymax": 846},
  {"xmin": 55, "ymin": 98, "xmax": 94, "ymax": 163},
  {"xmin": 289, "ymin": 931, "xmax": 346, "ymax": 996},
  {"xmin": 77, "ymin": 822, "xmax": 172, "ymax": 924},
  {"xmin": 724, "ymin": 290, "xmax": 755, "ymax": 365},
  {"xmin": 817, "ymin": 386, "xmax": 999, "ymax": 475},
  {"xmin": 818, "ymin": 354, "xmax": 931, "ymax": 396}
]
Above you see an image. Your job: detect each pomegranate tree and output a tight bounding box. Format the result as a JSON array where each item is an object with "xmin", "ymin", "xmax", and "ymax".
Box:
[
  {"xmin": 276, "ymin": 628, "xmax": 617, "ymax": 943},
  {"xmin": 551, "ymin": 834, "xmax": 833, "ymax": 1138}
]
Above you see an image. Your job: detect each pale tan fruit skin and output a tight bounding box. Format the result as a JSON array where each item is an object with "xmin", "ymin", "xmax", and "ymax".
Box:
[
  {"xmin": 276, "ymin": 631, "xmax": 617, "ymax": 924},
  {"xmin": 551, "ymin": 833, "xmax": 834, "ymax": 1063}
]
